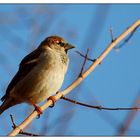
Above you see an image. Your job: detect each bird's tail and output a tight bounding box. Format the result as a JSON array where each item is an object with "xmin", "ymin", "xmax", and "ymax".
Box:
[{"xmin": 0, "ymin": 98, "xmax": 17, "ymax": 115}]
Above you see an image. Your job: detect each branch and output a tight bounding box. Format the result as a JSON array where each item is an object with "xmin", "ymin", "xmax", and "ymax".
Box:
[
  {"xmin": 76, "ymin": 50, "xmax": 96, "ymax": 62},
  {"xmin": 61, "ymin": 96, "xmax": 140, "ymax": 111},
  {"xmin": 114, "ymin": 25, "xmax": 139, "ymax": 50},
  {"xmin": 109, "ymin": 26, "xmax": 115, "ymax": 42},
  {"xmin": 78, "ymin": 48, "xmax": 89, "ymax": 77},
  {"xmin": 10, "ymin": 114, "xmax": 40, "ymax": 136},
  {"xmin": 8, "ymin": 19, "xmax": 140, "ymax": 136}
]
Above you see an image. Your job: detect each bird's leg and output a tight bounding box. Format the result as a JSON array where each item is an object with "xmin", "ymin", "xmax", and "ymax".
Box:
[
  {"xmin": 47, "ymin": 91, "xmax": 59, "ymax": 107},
  {"xmin": 28, "ymin": 99, "xmax": 43, "ymax": 118},
  {"xmin": 47, "ymin": 96, "xmax": 57, "ymax": 108}
]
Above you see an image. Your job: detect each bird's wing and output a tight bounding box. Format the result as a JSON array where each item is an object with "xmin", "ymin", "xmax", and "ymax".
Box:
[{"xmin": 1, "ymin": 48, "xmax": 41, "ymax": 101}]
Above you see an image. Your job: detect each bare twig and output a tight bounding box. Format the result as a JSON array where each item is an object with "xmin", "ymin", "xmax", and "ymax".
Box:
[
  {"xmin": 8, "ymin": 19, "xmax": 140, "ymax": 136},
  {"xmin": 115, "ymin": 26, "xmax": 139, "ymax": 50},
  {"xmin": 18, "ymin": 131, "xmax": 40, "ymax": 136},
  {"xmin": 76, "ymin": 50, "xmax": 96, "ymax": 62},
  {"xmin": 78, "ymin": 48, "xmax": 89, "ymax": 77},
  {"xmin": 10, "ymin": 114, "xmax": 39, "ymax": 136},
  {"xmin": 109, "ymin": 26, "xmax": 115, "ymax": 42},
  {"xmin": 10, "ymin": 114, "xmax": 17, "ymax": 129},
  {"xmin": 61, "ymin": 96, "xmax": 140, "ymax": 111}
]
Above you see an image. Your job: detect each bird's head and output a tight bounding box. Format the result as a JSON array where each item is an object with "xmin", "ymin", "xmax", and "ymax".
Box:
[{"xmin": 40, "ymin": 36, "xmax": 75, "ymax": 53}]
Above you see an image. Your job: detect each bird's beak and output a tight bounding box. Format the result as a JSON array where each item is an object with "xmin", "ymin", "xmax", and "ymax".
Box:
[{"xmin": 65, "ymin": 43, "xmax": 75, "ymax": 50}]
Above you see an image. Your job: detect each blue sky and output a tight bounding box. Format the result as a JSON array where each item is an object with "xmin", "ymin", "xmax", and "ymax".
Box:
[{"xmin": 0, "ymin": 4, "xmax": 140, "ymax": 136}]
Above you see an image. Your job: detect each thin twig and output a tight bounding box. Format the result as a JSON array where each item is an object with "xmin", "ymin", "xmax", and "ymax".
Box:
[
  {"xmin": 78, "ymin": 48, "xmax": 89, "ymax": 77},
  {"xmin": 10, "ymin": 114, "xmax": 40, "ymax": 136},
  {"xmin": 18, "ymin": 131, "xmax": 40, "ymax": 136},
  {"xmin": 76, "ymin": 50, "xmax": 101, "ymax": 65},
  {"xmin": 61, "ymin": 96, "xmax": 140, "ymax": 111},
  {"xmin": 115, "ymin": 26, "xmax": 139, "ymax": 50},
  {"xmin": 10, "ymin": 114, "xmax": 16, "ymax": 129},
  {"xmin": 76, "ymin": 50, "xmax": 96, "ymax": 62},
  {"xmin": 109, "ymin": 26, "xmax": 115, "ymax": 42},
  {"xmin": 8, "ymin": 19, "xmax": 140, "ymax": 136}
]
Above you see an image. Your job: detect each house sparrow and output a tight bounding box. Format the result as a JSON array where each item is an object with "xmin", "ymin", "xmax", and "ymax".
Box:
[{"xmin": 0, "ymin": 35, "xmax": 75, "ymax": 115}]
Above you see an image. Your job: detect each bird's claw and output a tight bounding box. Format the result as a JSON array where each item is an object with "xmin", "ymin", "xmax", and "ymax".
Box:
[
  {"xmin": 29, "ymin": 99, "xmax": 43, "ymax": 118},
  {"xmin": 48, "ymin": 96, "xmax": 56, "ymax": 108},
  {"xmin": 34, "ymin": 106, "xmax": 43, "ymax": 119}
]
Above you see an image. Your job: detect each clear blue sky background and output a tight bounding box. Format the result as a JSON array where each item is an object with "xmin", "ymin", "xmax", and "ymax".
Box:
[{"xmin": 0, "ymin": 4, "xmax": 140, "ymax": 136}]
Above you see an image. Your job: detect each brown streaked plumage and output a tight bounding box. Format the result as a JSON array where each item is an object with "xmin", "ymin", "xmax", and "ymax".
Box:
[{"xmin": 0, "ymin": 35, "xmax": 75, "ymax": 115}]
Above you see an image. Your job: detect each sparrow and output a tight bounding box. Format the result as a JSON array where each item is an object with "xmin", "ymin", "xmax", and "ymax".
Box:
[{"xmin": 0, "ymin": 35, "xmax": 75, "ymax": 115}]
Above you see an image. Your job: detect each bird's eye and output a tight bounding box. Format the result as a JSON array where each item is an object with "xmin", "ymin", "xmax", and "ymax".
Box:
[{"xmin": 57, "ymin": 42, "xmax": 65, "ymax": 47}]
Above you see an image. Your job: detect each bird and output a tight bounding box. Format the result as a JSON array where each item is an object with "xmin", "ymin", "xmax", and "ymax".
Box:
[{"xmin": 0, "ymin": 35, "xmax": 75, "ymax": 115}]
